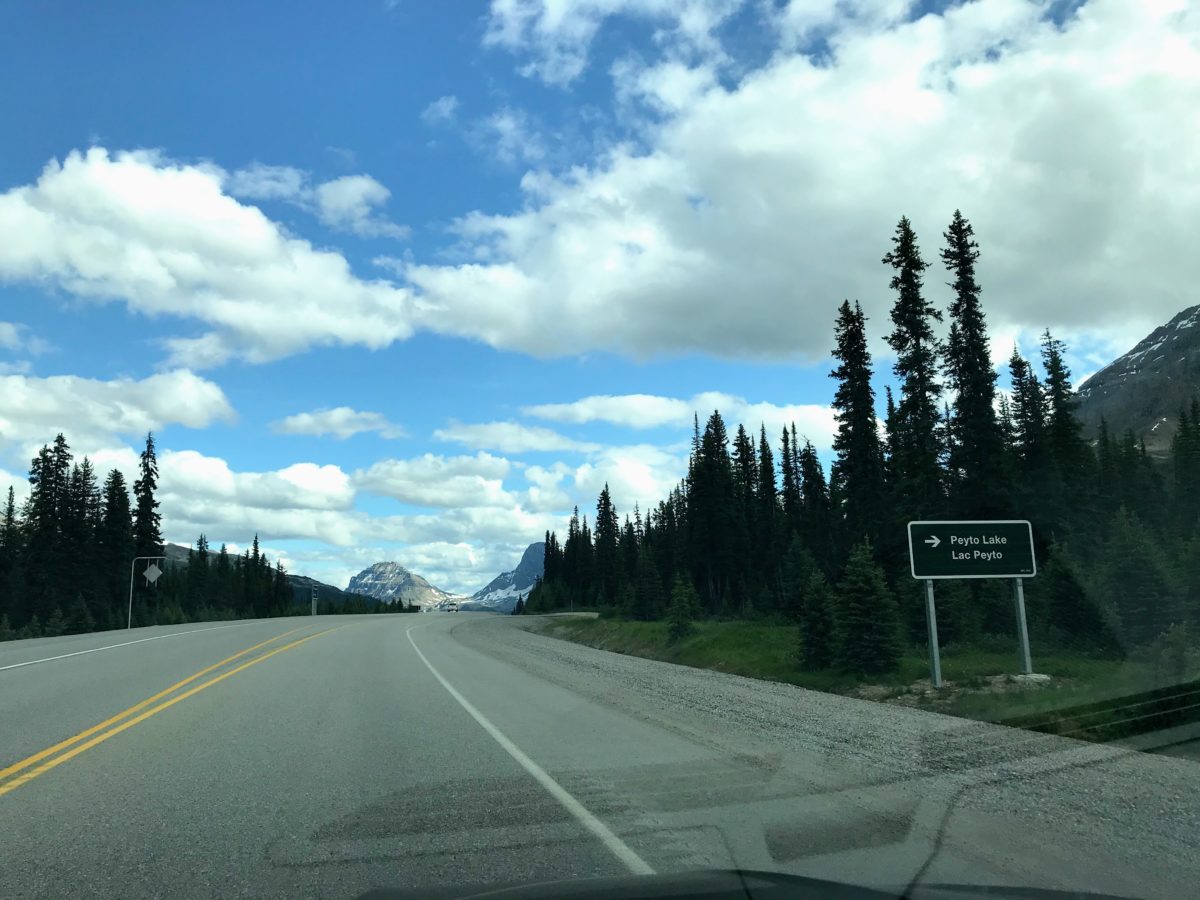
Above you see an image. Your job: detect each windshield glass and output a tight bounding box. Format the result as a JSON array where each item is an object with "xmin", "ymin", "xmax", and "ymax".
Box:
[{"xmin": 1, "ymin": 2, "xmax": 1197, "ymax": 898}]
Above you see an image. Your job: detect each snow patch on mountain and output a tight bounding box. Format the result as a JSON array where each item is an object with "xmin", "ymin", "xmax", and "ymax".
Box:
[
  {"xmin": 345, "ymin": 562, "xmax": 454, "ymax": 607},
  {"xmin": 460, "ymin": 542, "xmax": 544, "ymax": 612}
]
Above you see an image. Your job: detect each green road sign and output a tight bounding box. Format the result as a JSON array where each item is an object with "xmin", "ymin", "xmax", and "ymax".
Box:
[{"xmin": 908, "ymin": 520, "xmax": 1036, "ymax": 580}]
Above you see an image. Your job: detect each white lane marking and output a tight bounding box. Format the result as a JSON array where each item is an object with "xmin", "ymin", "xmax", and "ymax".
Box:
[
  {"xmin": 0, "ymin": 621, "xmax": 267, "ymax": 673},
  {"xmin": 405, "ymin": 623, "xmax": 655, "ymax": 877}
]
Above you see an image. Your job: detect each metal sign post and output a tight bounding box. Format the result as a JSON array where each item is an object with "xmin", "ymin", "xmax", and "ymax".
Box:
[
  {"xmin": 128, "ymin": 556, "xmax": 166, "ymax": 629},
  {"xmin": 1013, "ymin": 578, "xmax": 1033, "ymax": 675},
  {"xmin": 311, "ymin": 584, "xmax": 317, "ymax": 616},
  {"xmin": 908, "ymin": 521, "xmax": 1038, "ymax": 686},
  {"xmin": 924, "ymin": 579, "xmax": 943, "ymax": 689}
]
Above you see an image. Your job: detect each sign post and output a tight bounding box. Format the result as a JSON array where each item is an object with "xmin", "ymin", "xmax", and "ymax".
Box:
[
  {"xmin": 1013, "ymin": 579, "xmax": 1033, "ymax": 675},
  {"xmin": 311, "ymin": 584, "xmax": 317, "ymax": 617},
  {"xmin": 923, "ymin": 579, "xmax": 943, "ymax": 689},
  {"xmin": 907, "ymin": 520, "xmax": 1037, "ymax": 687}
]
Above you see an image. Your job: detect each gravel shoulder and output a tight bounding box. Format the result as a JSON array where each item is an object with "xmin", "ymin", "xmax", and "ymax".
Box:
[{"xmin": 451, "ymin": 614, "xmax": 1200, "ymax": 899}]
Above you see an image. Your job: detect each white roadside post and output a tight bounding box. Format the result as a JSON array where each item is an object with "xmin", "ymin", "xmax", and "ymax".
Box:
[
  {"xmin": 311, "ymin": 584, "xmax": 317, "ymax": 616},
  {"xmin": 128, "ymin": 556, "xmax": 166, "ymax": 629}
]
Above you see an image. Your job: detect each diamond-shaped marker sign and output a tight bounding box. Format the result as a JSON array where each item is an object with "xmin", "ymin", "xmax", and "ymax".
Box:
[{"xmin": 143, "ymin": 562, "xmax": 163, "ymax": 585}]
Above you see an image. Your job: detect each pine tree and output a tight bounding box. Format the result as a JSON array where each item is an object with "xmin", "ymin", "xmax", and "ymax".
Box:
[
  {"xmin": 797, "ymin": 571, "xmax": 835, "ymax": 669},
  {"xmin": 884, "ymin": 216, "xmax": 945, "ymax": 518},
  {"xmin": 1039, "ymin": 546, "xmax": 1116, "ymax": 653},
  {"xmin": 593, "ymin": 484, "xmax": 620, "ymax": 605},
  {"xmin": 941, "ymin": 210, "xmax": 1007, "ymax": 517},
  {"xmin": 833, "ymin": 541, "xmax": 901, "ymax": 675},
  {"xmin": 754, "ymin": 426, "xmax": 779, "ymax": 582},
  {"xmin": 688, "ymin": 411, "xmax": 736, "ymax": 611},
  {"xmin": 98, "ymin": 469, "xmax": 134, "ymax": 626},
  {"xmin": 666, "ymin": 576, "xmax": 699, "ymax": 642},
  {"xmin": 1098, "ymin": 508, "xmax": 1181, "ymax": 648},
  {"xmin": 132, "ymin": 433, "xmax": 163, "ymax": 621},
  {"xmin": 779, "ymin": 426, "xmax": 800, "ymax": 529},
  {"xmin": 632, "ymin": 549, "xmax": 663, "ymax": 621},
  {"xmin": 132, "ymin": 432, "xmax": 163, "ymax": 558},
  {"xmin": 796, "ymin": 440, "xmax": 833, "ymax": 574},
  {"xmin": 830, "ymin": 300, "xmax": 885, "ymax": 555}
]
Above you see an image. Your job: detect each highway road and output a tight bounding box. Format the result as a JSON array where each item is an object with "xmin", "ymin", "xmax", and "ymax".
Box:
[{"xmin": 1, "ymin": 613, "xmax": 1197, "ymax": 898}]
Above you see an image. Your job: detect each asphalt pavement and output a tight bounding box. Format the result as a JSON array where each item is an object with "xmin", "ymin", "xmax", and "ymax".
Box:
[{"xmin": 1, "ymin": 613, "xmax": 1197, "ymax": 899}]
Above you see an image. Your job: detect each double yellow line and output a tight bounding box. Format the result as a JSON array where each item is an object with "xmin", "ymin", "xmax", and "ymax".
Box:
[{"xmin": 0, "ymin": 624, "xmax": 343, "ymax": 798}]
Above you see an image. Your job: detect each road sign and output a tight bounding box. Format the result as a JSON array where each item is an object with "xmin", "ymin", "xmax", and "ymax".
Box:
[
  {"xmin": 143, "ymin": 562, "xmax": 163, "ymax": 585},
  {"xmin": 908, "ymin": 520, "xmax": 1036, "ymax": 580}
]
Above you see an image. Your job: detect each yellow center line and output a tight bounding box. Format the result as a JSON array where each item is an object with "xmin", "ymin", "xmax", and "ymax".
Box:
[
  {"xmin": 0, "ymin": 628, "xmax": 319, "ymax": 787},
  {"xmin": 0, "ymin": 625, "xmax": 346, "ymax": 798}
]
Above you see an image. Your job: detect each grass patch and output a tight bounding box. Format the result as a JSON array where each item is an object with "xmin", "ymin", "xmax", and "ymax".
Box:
[{"xmin": 534, "ymin": 615, "xmax": 1197, "ymax": 740}]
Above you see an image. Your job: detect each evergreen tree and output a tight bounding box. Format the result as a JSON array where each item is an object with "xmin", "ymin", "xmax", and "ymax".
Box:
[
  {"xmin": 796, "ymin": 440, "xmax": 833, "ymax": 574},
  {"xmin": 98, "ymin": 469, "xmax": 134, "ymax": 628},
  {"xmin": 941, "ymin": 210, "xmax": 1007, "ymax": 517},
  {"xmin": 688, "ymin": 412, "xmax": 736, "ymax": 611},
  {"xmin": 132, "ymin": 433, "xmax": 163, "ymax": 620},
  {"xmin": 1098, "ymin": 508, "xmax": 1180, "ymax": 648},
  {"xmin": 666, "ymin": 576, "xmax": 699, "ymax": 642},
  {"xmin": 833, "ymin": 541, "xmax": 901, "ymax": 675},
  {"xmin": 593, "ymin": 484, "xmax": 620, "ymax": 605},
  {"xmin": 1039, "ymin": 546, "xmax": 1116, "ymax": 653},
  {"xmin": 883, "ymin": 216, "xmax": 945, "ymax": 518},
  {"xmin": 132, "ymin": 432, "xmax": 163, "ymax": 557},
  {"xmin": 754, "ymin": 426, "xmax": 779, "ymax": 582},
  {"xmin": 632, "ymin": 549, "xmax": 664, "ymax": 621},
  {"xmin": 829, "ymin": 300, "xmax": 885, "ymax": 554},
  {"xmin": 798, "ymin": 571, "xmax": 835, "ymax": 670}
]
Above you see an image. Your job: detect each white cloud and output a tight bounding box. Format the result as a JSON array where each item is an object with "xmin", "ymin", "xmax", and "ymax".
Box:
[
  {"xmin": 226, "ymin": 162, "xmax": 308, "ymax": 201},
  {"xmin": 524, "ymin": 391, "xmax": 837, "ymax": 448},
  {"xmin": 0, "ymin": 321, "xmax": 52, "ymax": 356},
  {"xmin": 410, "ymin": 0, "xmax": 1200, "ymax": 362},
  {"xmin": 227, "ymin": 164, "xmax": 408, "ymax": 239},
  {"xmin": 0, "ymin": 370, "xmax": 235, "ymax": 460},
  {"xmin": 572, "ymin": 443, "xmax": 688, "ymax": 513},
  {"xmin": 0, "ymin": 149, "xmax": 417, "ymax": 367},
  {"xmin": 484, "ymin": 0, "xmax": 743, "ymax": 85},
  {"xmin": 313, "ymin": 174, "xmax": 410, "ymax": 239},
  {"xmin": 434, "ymin": 420, "xmax": 601, "ymax": 454},
  {"xmin": 474, "ymin": 108, "xmax": 548, "ymax": 167},
  {"xmin": 354, "ymin": 452, "xmax": 514, "ymax": 508},
  {"xmin": 271, "ymin": 406, "xmax": 406, "ymax": 440},
  {"xmin": 421, "ymin": 95, "xmax": 460, "ymax": 125}
]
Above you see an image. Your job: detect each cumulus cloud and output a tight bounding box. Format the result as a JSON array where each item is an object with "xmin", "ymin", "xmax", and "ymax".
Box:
[
  {"xmin": 484, "ymin": 0, "xmax": 743, "ymax": 84},
  {"xmin": 409, "ymin": 0, "xmax": 1200, "ymax": 362},
  {"xmin": 523, "ymin": 391, "xmax": 838, "ymax": 447},
  {"xmin": 0, "ymin": 321, "xmax": 47, "ymax": 355},
  {"xmin": 313, "ymin": 174, "xmax": 411, "ymax": 239},
  {"xmin": 226, "ymin": 163, "xmax": 408, "ymax": 239},
  {"xmin": 0, "ymin": 370, "xmax": 235, "ymax": 459},
  {"xmin": 421, "ymin": 95, "xmax": 460, "ymax": 125},
  {"xmin": 473, "ymin": 107, "xmax": 548, "ymax": 167},
  {"xmin": 0, "ymin": 148, "xmax": 416, "ymax": 367},
  {"xmin": 434, "ymin": 420, "xmax": 601, "ymax": 453},
  {"xmin": 354, "ymin": 452, "xmax": 514, "ymax": 508},
  {"xmin": 271, "ymin": 406, "xmax": 406, "ymax": 440}
]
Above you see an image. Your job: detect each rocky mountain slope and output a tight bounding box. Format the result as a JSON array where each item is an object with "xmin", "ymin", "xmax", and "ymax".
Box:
[
  {"xmin": 345, "ymin": 562, "xmax": 455, "ymax": 607},
  {"xmin": 460, "ymin": 542, "xmax": 544, "ymax": 613},
  {"xmin": 1076, "ymin": 304, "xmax": 1200, "ymax": 456}
]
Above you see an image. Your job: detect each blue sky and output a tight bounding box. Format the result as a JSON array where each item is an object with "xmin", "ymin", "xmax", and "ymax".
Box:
[{"xmin": 1, "ymin": 0, "xmax": 1195, "ymax": 592}]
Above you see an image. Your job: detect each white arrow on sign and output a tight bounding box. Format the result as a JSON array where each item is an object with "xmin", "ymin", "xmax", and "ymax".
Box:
[
  {"xmin": 143, "ymin": 563, "xmax": 163, "ymax": 585},
  {"xmin": 924, "ymin": 535, "xmax": 941, "ymax": 549}
]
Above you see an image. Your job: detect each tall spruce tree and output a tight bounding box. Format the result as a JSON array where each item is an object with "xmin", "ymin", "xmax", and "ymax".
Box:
[
  {"xmin": 833, "ymin": 541, "xmax": 901, "ymax": 675},
  {"xmin": 594, "ymin": 484, "xmax": 620, "ymax": 604},
  {"xmin": 830, "ymin": 300, "xmax": 885, "ymax": 555},
  {"xmin": 883, "ymin": 216, "xmax": 945, "ymax": 518},
  {"xmin": 941, "ymin": 210, "xmax": 1007, "ymax": 517}
]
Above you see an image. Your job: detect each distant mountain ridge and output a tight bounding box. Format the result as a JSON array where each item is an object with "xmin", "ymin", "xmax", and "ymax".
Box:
[
  {"xmin": 345, "ymin": 562, "xmax": 455, "ymax": 607},
  {"xmin": 461, "ymin": 542, "xmax": 544, "ymax": 612},
  {"xmin": 1076, "ymin": 304, "xmax": 1200, "ymax": 456}
]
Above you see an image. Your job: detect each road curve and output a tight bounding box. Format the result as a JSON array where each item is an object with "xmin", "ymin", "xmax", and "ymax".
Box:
[{"xmin": 1, "ymin": 613, "xmax": 1196, "ymax": 898}]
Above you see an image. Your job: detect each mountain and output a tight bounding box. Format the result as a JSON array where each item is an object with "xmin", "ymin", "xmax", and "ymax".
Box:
[
  {"xmin": 288, "ymin": 574, "xmax": 377, "ymax": 608},
  {"xmin": 461, "ymin": 542, "xmax": 544, "ymax": 612},
  {"xmin": 1076, "ymin": 305, "xmax": 1200, "ymax": 457},
  {"xmin": 345, "ymin": 562, "xmax": 455, "ymax": 607}
]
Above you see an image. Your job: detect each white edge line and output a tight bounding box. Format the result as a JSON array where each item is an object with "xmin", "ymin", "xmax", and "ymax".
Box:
[
  {"xmin": 405, "ymin": 623, "xmax": 655, "ymax": 877},
  {"xmin": 0, "ymin": 621, "xmax": 266, "ymax": 673}
]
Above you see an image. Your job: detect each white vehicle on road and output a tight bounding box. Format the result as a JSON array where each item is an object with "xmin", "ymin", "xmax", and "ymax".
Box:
[{"xmin": 446, "ymin": 601, "xmax": 459, "ymax": 612}]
